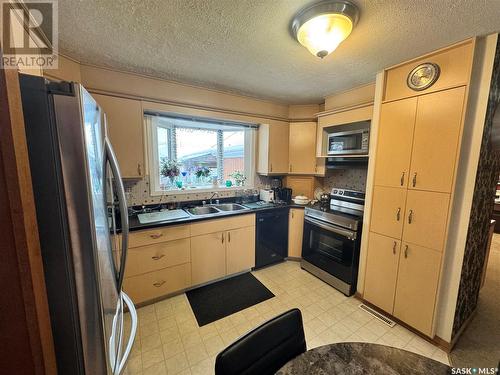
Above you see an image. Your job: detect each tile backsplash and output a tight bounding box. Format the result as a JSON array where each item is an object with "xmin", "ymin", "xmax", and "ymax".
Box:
[
  {"xmin": 123, "ymin": 175, "xmax": 266, "ymax": 206},
  {"xmin": 322, "ymin": 168, "xmax": 368, "ymax": 192},
  {"xmin": 123, "ymin": 170, "xmax": 367, "ymax": 206}
]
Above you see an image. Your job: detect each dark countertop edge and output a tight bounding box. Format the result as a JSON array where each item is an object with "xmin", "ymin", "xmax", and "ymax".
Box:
[{"xmin": 118, "ymin": 203, "xmax": 308, "ymax": 233}]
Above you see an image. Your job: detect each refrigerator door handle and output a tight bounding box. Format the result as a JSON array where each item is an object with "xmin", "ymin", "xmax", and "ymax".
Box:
[
  {"xmin": 116, "ymin": 292, "xmax": 137, "ymax": 375},
  {"xmin": 104, "ymin": 137, "xmax": 129, "ymax": 291}
]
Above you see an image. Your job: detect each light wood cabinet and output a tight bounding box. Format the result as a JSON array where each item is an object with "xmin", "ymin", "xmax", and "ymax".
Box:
[
  {"xmin": 374, "ymin": 97, "xmax": 417, "ymax": 188},
  {"xmin": 257, "ymin": 123, "xmax": 289, "ymax": 175},
  {"xmin": 289, "ymin": 122, "xmax": 319, "ymax": 175},
  {"xmin": 123, "ymin": 224, "xmax": 192, "ymax": 304},
  {"xmin": 128, "ymin": 224, "xmax": 190, "ymax": 248},
  {"xmin": 190, "ymin": 214, "xmax": 254, "ymax": 237},
  {"xmin": 393, "ymin": 243, "xmax": 442, "ymax": 336},
  {"xmin": 226, "ymin": 226, "xmax": 255, "ymax": 275},
  {"xmin": 408, "ymin": 87, "xmax": 466, "ymax": 193},
  {"xmin": 402, "ymin": 190, "xmax": 450, "ymax": 251},
  {"xmin": 364, "ymin": 233, "xmax": 401, "ymax": 313},
  {"xmin": 370, "ymin": 186, "xmax": 407, "ymax": 239},
  {"xmin": 123, "ymin": 263, "xmax": 191, "ymax": 304},
  {"xmin": 191, "ymin": 214, "xmax": 256, "ymax": 285},
  {"xmin": 288, "ymin": 208, "xmax": 305, "ymax": 258},
  {"xmin": 191, "ymin": 232, "xmax": 226, "ymax": 285},
  {"xmin": 125, "ymin": 238, "xmax": 190, "ymax": 277},
  {"xmin": 284, "ymin": 176, "xmax": 316, "ymax": 199},
  {"xmin": 93, "ymin": 94, "xmax": 144, "ymax": 179}
]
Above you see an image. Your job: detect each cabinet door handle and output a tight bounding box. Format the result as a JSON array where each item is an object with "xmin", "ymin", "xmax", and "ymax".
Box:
[
  {"xmin": 270, "ymin": 163, "xmax": 273, "ymax": 172},
  {"xmin": 412, "ymin": 172, "xmax": 417, "ymax": 187},
  {"xmin": 392, "ymin": 241, "xmax": 397, "ymax": 255},
  {"xmin": 152, "ymin": 254, "xmax": 165, "ymax": 260},
  {"xmin": 153, "ymin": 280, "xmax": 166, "ymax": 287},
  {"xmin": 228, "ymin": 232, "xmax": 231, "ymax": 242},
  {"xmin": 291, "ymin": 211, "xmax": 294, "ymax": 219},
  {"xmin": 137, "ymin": 163, "xmax": 142, "ymax": 176},
  {"xmin": 404, "ymin": 245, "xmax": 409, "ymax": 258},
  {"xmin": 150, "ymin": 233, "xmax": 163, "ymax": 239},
  {"xmin": 289, "ymin": 164, "xmax": 292, "ymax": 172},
  {"xmin": 221, "ymin": 233, "xmax": 224, "ymax": 244},
  {"xmin": 408, "ymin": 209, "xmax": 413, "ymax": 224},
  {"xmin": 400, "ymin": 171, "xmax": 405, "ymax": 186},
  {"xmin": 315, "ymin": 166, "xmax": 318, "ymax": 173},
  {"xmin": 396, "ymin": 207, "xmax": 401, "ymax": 221}
]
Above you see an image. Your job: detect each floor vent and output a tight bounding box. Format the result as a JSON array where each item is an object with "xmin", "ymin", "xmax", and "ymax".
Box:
[{"xmin": 359, "ymin": 304, "xmax": 396, "ymax": 327}]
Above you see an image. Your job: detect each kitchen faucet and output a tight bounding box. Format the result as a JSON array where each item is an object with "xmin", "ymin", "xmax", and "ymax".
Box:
[{"xmin": 209, "ymin": 192, "xmax": 219, "ymax": 204}]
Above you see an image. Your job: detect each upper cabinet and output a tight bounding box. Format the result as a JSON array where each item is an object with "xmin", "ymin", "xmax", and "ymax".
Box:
[
  {"xmin": 289, "ymin": 122, "xmax": 324, "ymax": 175},
  {"xmin": 93, "ymin": 94, "xmax": 145, "ymax": 179},
  {"xmin": 374, "ymin": 97, "xmax": 417, "ymax": 188},
  {"xmin": 408, "ymin": 87, "xmax": 466, "ymax": 193},
  {"xmin": 257, "ymin": 123, "xmax": 289, "ymax": 175}
]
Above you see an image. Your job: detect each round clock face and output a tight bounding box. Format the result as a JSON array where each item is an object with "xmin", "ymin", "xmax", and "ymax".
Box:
[{"xmin": 407, "ymin": 63, "xmax": 440, "ymax": 91}]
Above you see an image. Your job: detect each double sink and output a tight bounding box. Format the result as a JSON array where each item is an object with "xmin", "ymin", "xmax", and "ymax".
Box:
[{"xmin": 185, "ymin": 203, "xmax": 249, "ymax": 217}]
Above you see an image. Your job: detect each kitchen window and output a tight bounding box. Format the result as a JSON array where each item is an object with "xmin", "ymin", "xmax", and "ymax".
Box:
[{"xmin": 145, "ymin": 113, "xmax": 256, "ymax": 195}]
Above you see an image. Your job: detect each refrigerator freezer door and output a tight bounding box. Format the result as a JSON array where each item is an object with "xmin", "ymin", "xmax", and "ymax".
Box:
[{"xmin": 79, "ymin": 87, "xmax": 124, "ymax": 374}]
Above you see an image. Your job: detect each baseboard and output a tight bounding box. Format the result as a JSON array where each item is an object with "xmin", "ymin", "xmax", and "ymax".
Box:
[{"xmin": 358, "ymin": 297, "xmax": 453, "ymax": 353}]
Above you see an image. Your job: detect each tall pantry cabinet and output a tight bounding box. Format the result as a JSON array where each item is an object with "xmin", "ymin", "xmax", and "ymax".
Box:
[{"xmin": 363, "ymin": 40, "xmax": 474, "ymax": 337}]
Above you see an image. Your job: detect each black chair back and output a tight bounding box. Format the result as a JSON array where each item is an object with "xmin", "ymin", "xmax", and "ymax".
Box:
[{"xmin": 215, "ymin": 308, "xmax": 306, "ymax": 375}]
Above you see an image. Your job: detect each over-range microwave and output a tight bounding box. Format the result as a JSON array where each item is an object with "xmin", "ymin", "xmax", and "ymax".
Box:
[{"xmin": 327, "ymin": 128, "xmax": 370, "ymax": 156}]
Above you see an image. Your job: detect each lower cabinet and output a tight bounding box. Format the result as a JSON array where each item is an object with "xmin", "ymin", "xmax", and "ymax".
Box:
[
  {"xmin": 288, "ymin": 208, "xmax": 304, "ymax": 258},
  {"xmin": 191, "ymin": 232, "xmax": 227, "ymax": 285},
  {"xmin": 123, "ymin": 263, "xmax": 191, "ymax": 304},
  {"xmin": 363, "ymin": 232, "xmax": 401, "ymax": 313},
  {"xmin": 190, "ymin": 214, "xmax": 256, "ymax": 287},
  {"xmin": 393, "ymin": 243, "xmax": 442, "ymax": 336},
  {"xmin": 123, "ymin": 214, "xmax": 257, "ymax": 304},
  {"xmin": 226, "ymin": 226, "xmax": 256, "ymax": 275}
]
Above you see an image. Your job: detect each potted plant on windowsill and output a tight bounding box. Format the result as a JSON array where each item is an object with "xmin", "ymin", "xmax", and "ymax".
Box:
[
  {"xmin": 160, "ymin": 159, "xmax": 180, "ymax": 188},
  {"xmin": 230, "ymin": 170, "xmax": 246, "ymax": 187},
  {"xmin": 194, "ymin": 166, "xmax": 211, "ymax": 185}
]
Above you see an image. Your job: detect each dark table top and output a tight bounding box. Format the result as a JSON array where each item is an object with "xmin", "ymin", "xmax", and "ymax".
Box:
[{"xmin": 276, "ymin": 342, "xmax": 451, "ymax": 375}]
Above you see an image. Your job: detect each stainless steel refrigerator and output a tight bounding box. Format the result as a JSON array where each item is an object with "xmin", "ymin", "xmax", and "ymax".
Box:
[{"xmin": 19, "ymin": 74, "xmax": 137, "ymax": 374}]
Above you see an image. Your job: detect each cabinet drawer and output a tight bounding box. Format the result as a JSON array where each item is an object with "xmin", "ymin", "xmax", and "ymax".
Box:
[
  {"xmin": 128, "ymin": 224, "xmax": 190, "ymax": 248},
  {"xmin": 123, "ymin": 263, "xmax": 191, "ymax": 304},
  {"xmin": 125, "ymin": 238, "xmax": 190, "ymax": 277},
  {"xmin": 190, "ymin": 214, "xmax": 255, "ymax": 236}
]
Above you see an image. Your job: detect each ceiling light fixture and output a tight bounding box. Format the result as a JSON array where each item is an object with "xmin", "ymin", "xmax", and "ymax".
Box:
[{"xmin": 291, "ymin": 0, "xmax": 359, "ymax": 59}]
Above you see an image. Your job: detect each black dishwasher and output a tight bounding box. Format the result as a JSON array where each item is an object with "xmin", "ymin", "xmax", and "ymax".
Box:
[{"xmin": 255, "ymin": 208, "xmax": 289, "ymax": 269}]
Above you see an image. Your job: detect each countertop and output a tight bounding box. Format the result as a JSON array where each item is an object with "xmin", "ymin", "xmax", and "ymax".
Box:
[
  {"xmin": 276, "ymin": 342, "xmax": 450, "ymax": 375},
  {"xmin": 123, "ymin": 202, "xmax": 308, "ymax": 232}
]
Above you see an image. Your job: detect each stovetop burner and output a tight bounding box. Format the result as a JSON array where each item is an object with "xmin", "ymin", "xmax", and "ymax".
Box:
[{"xmin": 305, "ymin": 187, "xmax": 366, "ymax": 231}]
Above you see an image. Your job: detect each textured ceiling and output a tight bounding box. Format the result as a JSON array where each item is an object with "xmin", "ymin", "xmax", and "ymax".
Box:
[{"xmin": 58, "ymin": 0, "xmax": 500, "ymax": 104}]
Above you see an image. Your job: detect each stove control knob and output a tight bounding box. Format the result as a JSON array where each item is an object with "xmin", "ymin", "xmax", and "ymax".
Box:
[
  {"xmin": 339, "ymin": 190, "xmax": 344, "ymax": 195},
  {"xmin": 333, "ymin": 189, "xmax": 338, "ymax": 194}
]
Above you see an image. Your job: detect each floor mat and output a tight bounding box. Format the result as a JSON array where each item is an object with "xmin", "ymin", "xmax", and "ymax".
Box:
[{"xmin": 186, "ymin": 272, "xmax": 274, "ymax": 326}]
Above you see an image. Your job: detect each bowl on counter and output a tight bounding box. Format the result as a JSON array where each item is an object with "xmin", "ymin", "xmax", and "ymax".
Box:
[{"xmin": 293, "ymin": 195, "xmax": 311, "ymax": 205}]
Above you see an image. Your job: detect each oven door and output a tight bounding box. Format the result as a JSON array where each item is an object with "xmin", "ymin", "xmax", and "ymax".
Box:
[
  {"xmin": 327, "ymin": 130, "xmax": 367, "ymax": 155},
  {"xmin": 302, "ymin": 216, "xmax": 359, "ymax": 283}
]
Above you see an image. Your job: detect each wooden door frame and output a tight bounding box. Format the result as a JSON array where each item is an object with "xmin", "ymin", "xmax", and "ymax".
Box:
[{"xmin": 0, "ymin": 50, "xmax": 57, "ymax": 374}]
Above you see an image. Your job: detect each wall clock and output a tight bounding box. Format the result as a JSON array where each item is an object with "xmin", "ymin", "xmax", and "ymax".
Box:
[{"xmin": 406, "ymin": 62, "xmax": 440, "ymax": 91}]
